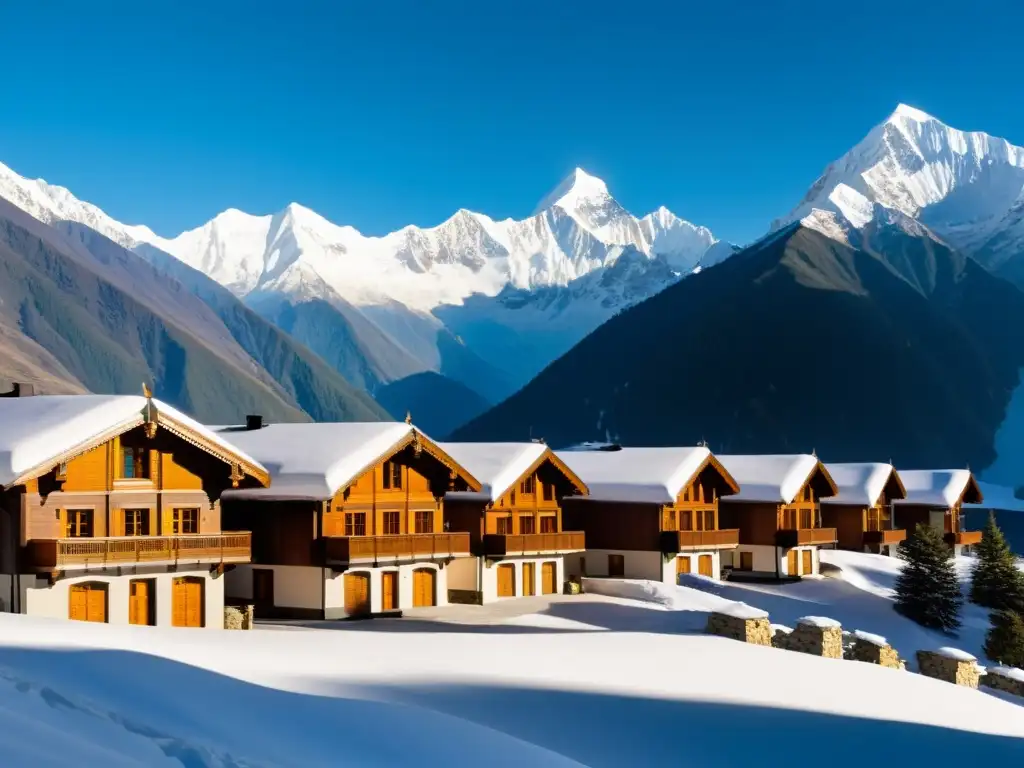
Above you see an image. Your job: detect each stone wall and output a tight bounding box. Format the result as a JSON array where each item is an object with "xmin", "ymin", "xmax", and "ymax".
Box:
[
  {"xmin": 706, "ymin": 612, "xmax": 772, "ymax": 646},
  {"xmin": 847, "ymin": 638, "xmax": 903, "ymax": 669},
  {"xmin": 983, "ymin": 669, "xmax": 1024, "ymax": 697},
  {"xmin": 224, "ymin": 604, "xmax": 254, "ymax": 630},
  {"xmin": 777, "ymin": 620, "xmax": 843, "ymax": 658},
  {"xmin": 916, "ymin": 651, "xmax": 980, "ymax": 688}
]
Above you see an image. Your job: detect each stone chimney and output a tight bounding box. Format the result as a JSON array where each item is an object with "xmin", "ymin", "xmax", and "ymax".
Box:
[{"xmin": 245, "ymin": 414, "xmax": 264, "ymax": 431}]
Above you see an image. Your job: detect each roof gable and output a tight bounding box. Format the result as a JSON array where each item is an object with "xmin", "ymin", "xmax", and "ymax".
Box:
[
  {"xmin": 895, "ymin": 469, "xmax": 982, "ymax": 507},
  {"xmin": 717, "ymin": 454, "xmax": 836, "ymax": 503},
  {"xmin": 556, "ymin": 447, "xmax": 737, "ymax": 504},
  {"xmin": 822, "ymin": 463, "xmax": 906, "ymax": 506},
  {"xmin": 216, "ymin": 422, "xmax": 480, "ymax": 500},
  {"xmin": 439, "ymin": 442, "xmax": 585, "ymax": 502},
  {"xmin": 0, "ymin": 395, "xmax": 267, "ymax": 488}
]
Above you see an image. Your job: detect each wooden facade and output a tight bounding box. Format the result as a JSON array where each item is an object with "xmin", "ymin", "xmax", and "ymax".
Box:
[
  {"xmin": 820, "ymin": 471, "xmax": 907, "ymax": 553},
  {"xmin": 895, "ymin": 480, "xmax": 984, "ymax": 550}
]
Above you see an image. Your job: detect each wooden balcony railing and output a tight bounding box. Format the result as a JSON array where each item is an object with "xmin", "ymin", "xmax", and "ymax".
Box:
[
  {"xmin": 945, "ymin": 530, "xmax": 983, "ymax": 547},
  {"xmin": 27, "ymin": 532, "xmax": 251, "ymax": 570},
  {"xmin": 325, "ymin": 533, "xmax": 470, "ymax": 563},
  {"xmin": 660, "ymin": 529, "xmax": 740, "ymax": 553},
  {"xmin": 482, "ymin": 531, "xmax": 585, "ymax": 557},
  {"xmin": 775, "ymin": 527, "xmax": 838, "ymax": 547},
  {"xmin": 864, "ymin": 529, "xmax": 906, "ymax": 545}
]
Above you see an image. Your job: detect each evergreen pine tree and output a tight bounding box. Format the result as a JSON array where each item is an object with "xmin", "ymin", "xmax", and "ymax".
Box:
[
  {"xmin": 894, "ymin": 523, "xmax": 962, "ymax": 632},
  {"xmin": 970, "ymin": 513, "xmax": 1024, "ymax": 611},
  {"xmin": 984, "ymin": 609, "xmax": 1024, "ymax": 667}
]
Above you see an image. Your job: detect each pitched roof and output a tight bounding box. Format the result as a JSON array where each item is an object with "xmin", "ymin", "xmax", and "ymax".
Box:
[
  {"xmin": 0, "ymin": 395, "xmax": 268, "ymax": 488},
  {"xmin": 821, "ymin": 463, "xmax": 906, "ymax": 506},
  {"xmin": 965, "ymin": 482, "xmax": 1024, "ymax": 513},
  {"xmin": 556, "ymin": 447, "xmax": 736, "ymax": 504},
  {"xmin": 716, "ymin": 454, "xmax": 836, "ymax": 503},
  {"xmin": 895, "ymin": 469, "xmax": 983, "ymax": 507},
  {"xmin": 438, "ymin": 442, "xmax": 583, "ymax": 502},
  {"xmin": 215, "ymin": 422, "xmax": 480, "ymax": 501}
]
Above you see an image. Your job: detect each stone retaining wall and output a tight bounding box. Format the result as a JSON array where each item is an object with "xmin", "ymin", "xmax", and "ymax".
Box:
[
  {"xmin": 916, "ymin": 651, "xmax": 980, "ymax": 688},
  {"xmin": 983, "ymin": 670, "xmax": 1024, "ymax": 697},
  {"xmin": 777, "ymin": 620, "xmax": 843, "ymax": 658},
  {"xmin": 706, "ymin": 612, "xmax": 772, "ymax": 646},
  {"xmin": 224, "ymin": 604, "xmax": 254, "ymax": 630},
  {"xmin": 848, "ymin": 639, "xmax": 903, "ymax": 669}
]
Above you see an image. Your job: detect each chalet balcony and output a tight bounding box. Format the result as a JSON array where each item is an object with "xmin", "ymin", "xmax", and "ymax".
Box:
[
  {"xmin": 775, "ymin": 528, "xmax": 838, "ymax": 547},
  {"xmin": 945, "ymin": 530, "xmax": 983, "ymax": 547},
  {"xmin": 863, "ymin": 529, "xmax": 906, "ymax": 546},
  {"xmin": 325, "ymin": 533, "xmax": 470, "ymax": 563},
  {"xmin": 482, "ymin": 531, "xmax": 585, "ymax": 558},
  {"xmin": 27, "ymin": 533, "xmax": 251, "ymax": 571},
  {"xmin": 660, "ymin": 529, "xmax": 740, "ymax": 554}
]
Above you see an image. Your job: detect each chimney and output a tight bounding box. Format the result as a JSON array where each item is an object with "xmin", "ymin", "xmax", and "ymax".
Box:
[
  {"xmin": 1, "ymin": 383, "xmax": 35, "ymax": 398},
  {"xmin": 245, "ymin": 414, "xmax": 263, "ymax": 431}
]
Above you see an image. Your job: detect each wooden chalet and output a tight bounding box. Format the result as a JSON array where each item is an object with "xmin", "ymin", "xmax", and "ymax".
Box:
[
  {"xmin": 557, "ymin": 447, "xmax": 741, "ymax": 583},
  {"xmin": 717, "ymin": 454, "xmax": 838, "ymax": 578},
  {"xmin": 215, "ymin": 419, "xmax": 480, "ymax": 619},
  {"xmin": 0, "ymin": 390, "xmax": 268, "ymax": 627},
  {"xmin": 438, "ymin": 442, "xmax": 587, "ymax": 602},
  {"xmin": 820, "ymin": 463, "xmax": 907, "ymax": 555},
  {"xmin": 894, "ymin": 469, "xmax": 984, "ymax": 554}
]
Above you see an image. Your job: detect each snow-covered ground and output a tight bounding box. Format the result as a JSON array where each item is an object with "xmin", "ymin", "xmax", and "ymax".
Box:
[{"xmin": 2, "ymin": 551, "xmax": 1024, "ymax": 767}]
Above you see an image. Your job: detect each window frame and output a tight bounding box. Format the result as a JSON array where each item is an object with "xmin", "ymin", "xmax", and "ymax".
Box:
[
  {"xmin": 345, "ymin": 511, "xmax": 367, "ymax": 537},
  {"xmin": 123, "ymin": 508, "xmax": 150, "ymax": 537},
  {"xmin": 172, "ymin": 508, "xmax": 199, "ymax": 535},
  {"xmin": 414, "ymin": 510, "xmax": 433, "ymax": 534},
  {"xmin": 64, "ymin": 509, "xmax": 93, "ymax": 538},
  {"xmin": 383, "ymin": 510, "xmax": 401, "ymax": 535}
]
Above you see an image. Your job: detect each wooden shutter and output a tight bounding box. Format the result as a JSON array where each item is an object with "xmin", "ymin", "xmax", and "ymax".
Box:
[
  {"xmin": 185, "ymin": 580, "xmax": 203, "ymax": 627},
  {"xmin": 109, "ymin": 509, "xmax": 125, "ymax": 537},
  {"xmin": 344, "ymin": 573, "xmax": 370, "ymax": 616},
  {"xmin": 522, "ymin": 562, "xmax": 535, "ymax": 596},
  {"xmin": 542, "ymin": 562, "xmax": 556, "ymax": 594},
  {"xmin": 802, "ymin": 549, "xmax": 813, "ymax": 576},
  {"xmin": 86, "ymin": 585, "xmax": 106, "ymax": 623},
  {"xmin": 787, "ymin": 549, "xmax": 798, "ymax": 576},
  {"xmin": 698, "ymin": 554, "xmax": 713, "ymax": 577},
  {"xmin": 497, "ymin": 564, "xmax": 515, "ymax": 597},
  {"xmin": 677, "ymin": 556, "xmax": 691, "ymax": 575},
  {"xmin": 69, "ymin": 585, "xmax": 87, "ymax": 621}
]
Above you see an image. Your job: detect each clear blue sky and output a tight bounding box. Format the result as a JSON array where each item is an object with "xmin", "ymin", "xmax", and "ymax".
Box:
[{"xmin": 1, "ymin": 0, "xmax": 1022, "ymax": 245}]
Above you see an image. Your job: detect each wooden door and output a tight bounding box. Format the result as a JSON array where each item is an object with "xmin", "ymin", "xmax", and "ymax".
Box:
[
  {"xmin": 412, "ymin": 569, "xmax": 436, "ymax": 607},
  {"xmin": 381, "ymin": 571, "xmax": 398, "ymax": 611},
  {"xmin": 253, "ymin": 568, "xmax": 274, "ymax": 613},
  {"xmin": 676, "ymin": 556, "xmax": 691, "ymax": 575},
  {"xmin": 344, "ymin": 572, "xmax": 371, "ymax": 616},
  {"xmin": 802, "ymin": 549, "xmax": 813, "ymax": 576},
  {"xmin": 787, "ymin": 549, "xmax": 798, "ymax": 576},
  {"xmin": 496, "ymin": 564, "xmax": 515, "ymax": 597},
  {"xmin": 608, "ymin": 554, "xmax": 625, "ymax": 577},
  {"xmin": 739, "ymin": 552, "xmax": 753, "ymax": 571},
  {"xmin": 522, "ymin": 562, "xmax": 536, "ymax": 596},
  {"xmin": 129, "ymin": 580, "xmax": 153, "ymax": 626},
  {"xmin": 698, "ymin": 554, "xmax": 713, "ymax": 577},
  {"xmin": 69, "ymin": 583, "xmax": 107, "ymax": 623},
  {"xmin": 542, "ymin": 561, "xmax": 557, "ymax": 595},
  {"xmin": 172, "ymin": 577, "xmax": 204, "ymax": 627}
]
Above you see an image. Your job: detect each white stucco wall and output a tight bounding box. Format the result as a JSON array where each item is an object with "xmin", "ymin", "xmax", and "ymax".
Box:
[
  {"xmin": 666, "ymin": 551, "xmax": 722, "ymax": 583},
  {"xmin": 19, "ymin": 568, "xmax": 223, "ymax": 628},
  {"xmin": 226, "ymin": 564, "xmax": 325, "ymax": 610},
  {"xmin": 446, "ymin": 556, "xmax": 479, "ymax": 591},
  {"xmin": 578, "ymin": 549, "xmax": 664, "ymax": 581},
  {"xmin": 327, "ymin": 562, "xmax": 448, "ymax": 618},
  {"xmin": 479, "ymin": 556, "xmax": 563, "ymax": 603}
]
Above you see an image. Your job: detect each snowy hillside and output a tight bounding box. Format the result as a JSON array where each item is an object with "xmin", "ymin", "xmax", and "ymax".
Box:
[{"xmin": 775, "ymin": 104, "xmax": 1024, "ymax": 277}]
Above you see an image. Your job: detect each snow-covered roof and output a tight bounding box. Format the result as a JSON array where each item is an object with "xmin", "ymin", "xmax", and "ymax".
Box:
[
  {"xmin": 215, "ymin": 422, "xmax": 480, "ymax": 501},
  {"xmin": 821, "ymin": 463, "xmax": 906, "ymax": 506},
  {"xmin": 716, "ymin": 454, "xmax": 835, "ymax": 504},
  {"xmin": 965, "ymin": 482, "xmax": 1024, "ymax": 513},
  {"xmin": 438, "ymin": 442, "xmax": 585, "ymax": 502},
  {"xmin": 555, "ymin": 447, "xmax": 738, "ymax": 504},
  {"xmin": 0, "ymin": 395, "xmax": 268, "ymax": 488},
  {"xmin": 894, "ymin": 469, "xmax": 982, "ymax": 507}
]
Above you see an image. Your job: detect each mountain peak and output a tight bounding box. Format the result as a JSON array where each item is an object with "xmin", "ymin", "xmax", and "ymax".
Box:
[
  {"xmin": 888, "ymin": 103, "xmax": 937, "ymax": 124},
  {"xmin": 534, "ymin": 167, "xmax": 610, "ymax": 214}
]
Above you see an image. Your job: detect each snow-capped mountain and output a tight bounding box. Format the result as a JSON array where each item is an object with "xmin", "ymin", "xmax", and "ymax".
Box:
[
  {"xmin": 775, "ymin": 104, "xmax": 1024, "ymax": 281},
  {"xmin": 0, "ymin": 161, "xmax": 724, "ymax": 402}
]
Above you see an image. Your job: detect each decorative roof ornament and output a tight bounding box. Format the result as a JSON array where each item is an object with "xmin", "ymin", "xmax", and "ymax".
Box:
[
  {"xmin": 230, "ymin": 463, "xmax": 244, "ymax": 488},
  {"xmin": 142, "ymin": 383, "xmax": 157, "ymax": 439},
  {"xmin": 412, "ymin": 430, "xmax": 423, "ymax": 458},
  {"xmin": 811, "ymin": 447, "xmax": 817, "ymax": 457},
  {"xmin": 405, "ymin": 411, "xmax": 412, "ymax": 425}
]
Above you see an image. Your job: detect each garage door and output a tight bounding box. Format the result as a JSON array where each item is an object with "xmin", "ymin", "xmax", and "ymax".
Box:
[
  {"xmin": 172, "ymin": 577, "xmax": 204, "ymax": 627},
  {"xmin": 541, "ymin": 561, "xmax": 557, "ymax": 595},
  {"xmin": 412, "ymin": 568, "xmax": 436, "ymax": 607},
  {"xmin": 802, "ymin": 549, "xmax": 813, "ymax": 576},
  {"xmin": 344, "ymin": 572, "xmax": 371, "ymax": 616},
  {"xmin": 69, "ymin": 583, "xmax": 107, "ymax": 623},
  {"xmin": 522, "ymin": 562, "xmax": 536, "ymax": 596},
  {"xmin": 496, "ymin": 564, "xmax": 516, "ymax": 597},
  {"xmin": 698, "ymin": 555, "xmax": 713, "ymax": 577}
]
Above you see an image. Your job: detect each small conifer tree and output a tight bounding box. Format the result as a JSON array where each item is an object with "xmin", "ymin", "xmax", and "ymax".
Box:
[
  {"xmin": 894, "ymin": 523, "xmax": 962, "ymax": 632},
  {"xmin": 970, "ymin": 513, "xmax": 1024, "ymax": 611},
  {"xmin": 984, "ymin": 609, "xmax": 1024, "ymax": 668}
]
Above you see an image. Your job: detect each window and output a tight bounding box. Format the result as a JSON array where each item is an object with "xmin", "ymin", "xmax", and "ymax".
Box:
[
  {"xmin": 520, "ymin": 476, "xmax": 535, "ymax": 495},
  {"xmin": 542, "ymin": 482, "xmax": 554, "ymax": 501},
  {"xmin": 383, "ymin": 511, "xmax": 400, "ymax": 535},
  {"xmin": 520, "ymin": 516, "xmax": 535, "ymax": 535},
  {"xmin": 783, "ymin": 508, "xmax": 798, "ymax": 529},
  {"xmin": 799, "ymin": 508, "xmax": 813, "ymax": 529},
  {"xmin": 496, "ymin": 517, "xmax": 512, "ymax": 535},
  {"xmin": 64, "ymin": 509, "xmax": 93, "ymax": 538},
  {"xmin": 679, "ymin": 509, "xmax": 692, "ymax": 531},
  {"xmin": 414, "ymin": 510, "xmax": 433, "ymax": 534},
  {"xmin": 665, "ymin": 509, "xmax": 677, "ymax": 531},
  {"xmin": 172, "ymin": 508, "xmax": 199, "ymax": 534},
  {"xmin": 124, "ymin": 509, "xmax": 150, "ymax": 536},
  {"xmin": 345, "ymin": 512, "xmax": 366, "ymax": 537},
  {"xmin": 122, "ymin": 447, "xmax": 149, "ymax": 479},
  {"xmin": 382, "ymin": 461, "xmax": 402, "ymax": 490},
  {"xmin": 540, "ymin": 516, "xmax": 557, "ymax": 533}
]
